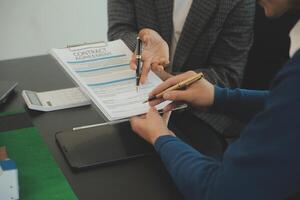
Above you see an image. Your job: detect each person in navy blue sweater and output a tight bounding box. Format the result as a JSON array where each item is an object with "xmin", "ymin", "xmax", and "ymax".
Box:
[{"xmin": 130, "ymin": 0, "xmax": 300, "ymax": 199}]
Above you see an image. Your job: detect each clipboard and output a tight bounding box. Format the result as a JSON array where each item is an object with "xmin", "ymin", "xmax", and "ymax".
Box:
[
  {"xmin": 50, "ymin": 40, "xmax": 174, "ymax": 121},
  {"xmin": 55, "ymin": 121, "xmax": 154, "ymax": 169}
]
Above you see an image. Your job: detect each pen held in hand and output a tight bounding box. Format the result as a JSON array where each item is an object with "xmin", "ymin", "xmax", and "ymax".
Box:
[
  {"xmin": 136, "ymin": 37, "xmax": 143, "ymax": 92},
  {"xmin": 143, "ymin": 72, "xmax": 204, "ymax": 103}
]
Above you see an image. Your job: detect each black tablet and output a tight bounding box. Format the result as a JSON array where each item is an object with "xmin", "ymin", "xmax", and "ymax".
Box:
[
  {"xmin": 55, "ymin": 121, "xmax": 154, "ymax": 169},
  {"xmin": 0, "ymin": 81, "xmax": 18, "ymax": 104}
]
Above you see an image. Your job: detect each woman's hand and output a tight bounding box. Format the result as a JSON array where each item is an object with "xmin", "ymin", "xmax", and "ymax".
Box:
[
  {"xmin": 130, "ymin": 28, "xmax": 169, "ymax": 84},
  {"xmin": 149, "ymin": 71, "xmax": 215, "ymax": 112},
  {"xmin": 130, "ymin": 107, "xmax": 174, "ymax": 145}
]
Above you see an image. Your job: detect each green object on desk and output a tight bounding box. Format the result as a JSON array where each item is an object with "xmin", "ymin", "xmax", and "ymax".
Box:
[
  {"xmin": 0, "ymin": 127, "xmax": 78, "ymax": 200},
  {"xmin": 0, "ymin": 109, "xmax": 25, "ymax": 117}
]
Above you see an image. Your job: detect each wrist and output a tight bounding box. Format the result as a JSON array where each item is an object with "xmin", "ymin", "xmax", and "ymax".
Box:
[
  {"xmin": 209, "ymin": 85, "xmax": 226, "ymax": 113},
  {"xmin": 150, "ymin": 131, "xmax": 173, "ymax": 145}
]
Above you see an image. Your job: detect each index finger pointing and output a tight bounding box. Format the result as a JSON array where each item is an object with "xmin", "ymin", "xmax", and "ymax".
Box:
[{"xmin": 130, "ymin": 53, "xmax": 137, "ymax": 70}]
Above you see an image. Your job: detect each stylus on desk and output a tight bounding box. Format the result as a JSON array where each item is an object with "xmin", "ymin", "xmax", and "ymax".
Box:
[
  {"xmin": 72, "ymin": 105, "xmax": 187, "ymax": 131},
  {"xmin": 73, "ymin": 118, "xmax": 130, "ymax": 131}
]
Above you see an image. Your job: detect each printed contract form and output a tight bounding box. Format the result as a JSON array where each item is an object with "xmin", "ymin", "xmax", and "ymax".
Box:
[{"xmin": 50, "ymin": 40, "xmax": 170, "ymax": 121}]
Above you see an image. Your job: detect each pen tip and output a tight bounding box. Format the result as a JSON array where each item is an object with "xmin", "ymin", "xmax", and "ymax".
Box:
[{"xmin": 136, "ymin": 86, "xmax": 139, "ymax": 93}]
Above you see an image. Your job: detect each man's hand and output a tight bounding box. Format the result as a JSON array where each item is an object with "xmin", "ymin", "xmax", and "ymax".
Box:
[
  {"xmin": 130, "ymin": 28, "xmax": 169, "ymax": 84},
  {"xmin": 130, "ymin": 107, "xmax": 174, "ymax": 145},
  {"xmin": 149, "ymin": 71, "xmax": 215, "ymax": 112}
]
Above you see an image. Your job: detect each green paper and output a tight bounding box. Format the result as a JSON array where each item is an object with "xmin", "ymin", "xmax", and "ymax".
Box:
[{"xmin": 0, "ymin": 127, "xmax": 78, "ymax": 200}]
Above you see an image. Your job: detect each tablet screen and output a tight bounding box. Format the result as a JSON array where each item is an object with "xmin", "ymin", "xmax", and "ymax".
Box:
[{"xmin": 56, "ymin": 121, "xmax": 154, "ymax": 168}]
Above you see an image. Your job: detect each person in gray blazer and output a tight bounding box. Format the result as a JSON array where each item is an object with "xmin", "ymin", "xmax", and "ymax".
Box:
[{"xmin": 108, "ymin": 0, "xmax": 255, "ymax": 152}]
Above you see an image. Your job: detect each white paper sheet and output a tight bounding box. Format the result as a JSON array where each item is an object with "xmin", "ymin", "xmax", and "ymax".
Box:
[{"xmin": 50, "ymin": 40, "xmax": 170, "ymax": 121}]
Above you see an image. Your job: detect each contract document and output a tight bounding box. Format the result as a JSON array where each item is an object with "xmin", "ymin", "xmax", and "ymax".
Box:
[{"xmin": 50, "ymin": 40, "xmax": 170, "ymax": 121}]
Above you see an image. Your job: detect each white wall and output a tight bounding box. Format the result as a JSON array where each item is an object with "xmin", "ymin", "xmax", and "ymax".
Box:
[{"xmin": 0, "ymin": 0, "xmax": 107, "ymax": 61}]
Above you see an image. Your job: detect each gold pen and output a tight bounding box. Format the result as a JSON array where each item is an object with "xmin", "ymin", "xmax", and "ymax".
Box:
[{"xmin": 143, "ymin": 72, "xmax": 204, "ymax": 103}]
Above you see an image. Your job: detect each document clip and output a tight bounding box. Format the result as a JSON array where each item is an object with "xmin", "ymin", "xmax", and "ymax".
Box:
[{"xmin": 66, "ymin": 41, "xmax": 108, "ymax": 52}]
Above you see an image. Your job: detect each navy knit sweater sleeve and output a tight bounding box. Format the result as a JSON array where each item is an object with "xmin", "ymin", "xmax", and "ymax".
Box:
[
  {"xmin": 213, "ymin": 87, "xmax": 269, "ymax": 121},
  {"xmin": 154, "ymin": 50, "xmax": 300, "ymax": 200}
]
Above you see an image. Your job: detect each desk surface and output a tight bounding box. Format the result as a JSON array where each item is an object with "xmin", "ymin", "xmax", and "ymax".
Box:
[{"xmin": 0, "ymin": 55, "xmax": 183, "ymax": 200}]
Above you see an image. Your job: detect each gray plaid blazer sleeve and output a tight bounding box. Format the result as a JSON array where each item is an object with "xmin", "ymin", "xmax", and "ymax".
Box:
[
  {"xmin": 107, "ymin": 0, "xmax": 137, "ymax": 51},
  {"xmin": 200, "ymin": 0, "xmax": 254, "ymax": 87}
]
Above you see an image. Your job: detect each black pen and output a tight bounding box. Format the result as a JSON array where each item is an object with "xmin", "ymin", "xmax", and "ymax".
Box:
[{"xmin": 136, "ymin": 37, "xmax": 142, "ymax": 92}]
